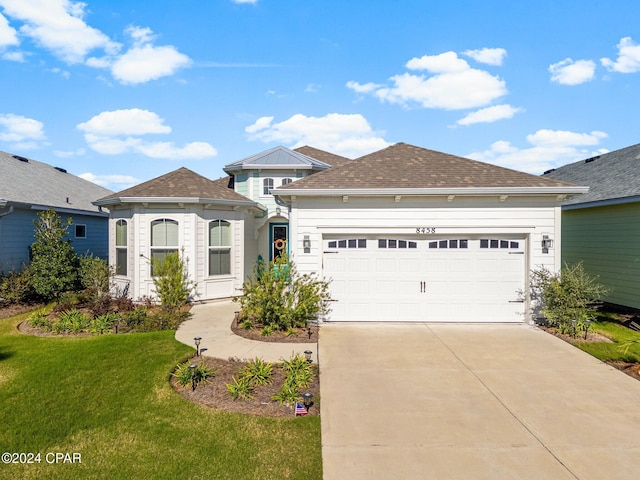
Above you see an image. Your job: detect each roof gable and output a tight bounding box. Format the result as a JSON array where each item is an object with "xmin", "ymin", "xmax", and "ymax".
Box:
[
  {"xmin": 0, "ymin": 151, "xmax": 112, "ymax": 214},
  {"xmin": 293, "ymin": 145, "xmax": 352, "ymax": 167},
  {"xmin": 96, "ymin": 167, "xmax": 253, "ymax": 205},
  {"xmin": 543, "ymin": 143, "xmax": 640, "ymax": 206},
  {"xmin": 223, "ymin": 145, "xmax": 331, "ymax": 173},
  {"xmin": 277, "ymin": 143, "xmax": 579, "ymax": 192}
]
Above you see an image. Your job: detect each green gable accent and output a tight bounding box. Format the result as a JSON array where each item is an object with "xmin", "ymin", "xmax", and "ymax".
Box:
[{"xmin": 561, "ymin": 202, "xmax": 640, "ymax": 309}]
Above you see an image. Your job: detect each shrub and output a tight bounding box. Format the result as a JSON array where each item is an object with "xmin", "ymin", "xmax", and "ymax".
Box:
[
  {"xmin": 90, "ymin": 313, "xmax": 119, "ymax": 334},
  {"xmin": 272, "ymin": 353, "xmax": 315, "ymax": 406},
  {"xmin": 79, "ymin": 254, "xmax": 112, "ymax": 301},
  {"xmin": 122, "ymin": 306, "xmax": 148, "ymax": 329},
  {"xmin": 226, "ymin": 375, "xmax": 254, "ymax": 399},
  {"xmin": 235, "ymin": 254, "xmax": 331, "ymax": 331},
  {"xmin": 55, "ymin": 309, "xmax": 91, "ymax": 334},
  {"xmin": 260, "ymin": 324, "xmax": 274, "ymax": 337},
  {"xmin": 0, "ymin": 268, "xmax": 37, "ymax": 305},
  {"xmin": 173, "ymin": 361, "xmax": 216, "ymax": 390},
  {"xmin": 151, "ymin": 250, "xmax": 196, "ymax": 311},
  {"xmin": 28, "ymin": 309, "xmax": 52, "ymax": 331},
  {"xmin": 530, "ymin": 262, "xmax": 608, "ymax": 335},
  {"xmin": 240, "ymin": 357, "xmax": 273, "ymax": 387}
]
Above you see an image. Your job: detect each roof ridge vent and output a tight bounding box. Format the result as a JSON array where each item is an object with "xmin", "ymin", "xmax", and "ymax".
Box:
[
  {"xmin": 584, "ymin": 155, "xmax": 600, "ymax": 163},
  {"xmin": 12, "ymin": 155, "xmax": 29, "ymax": 163},
  {"xmin": 543, "ymin": 168, "xmax": 556, "ymax": 175},
  {"xmin": 54, "ymin": 166, "xmax": 67, "ymax": 173}
]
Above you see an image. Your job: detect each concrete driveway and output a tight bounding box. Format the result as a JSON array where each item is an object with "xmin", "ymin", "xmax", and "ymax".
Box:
[{"xmin": 319, "ymin": 323, "xmax": 640, "ymax": 480}]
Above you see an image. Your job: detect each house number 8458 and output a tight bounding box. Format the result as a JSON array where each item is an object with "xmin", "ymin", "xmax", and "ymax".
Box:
[{"xmin": 416, "ymin": 227, "xmax": 436, "ymax": 234}]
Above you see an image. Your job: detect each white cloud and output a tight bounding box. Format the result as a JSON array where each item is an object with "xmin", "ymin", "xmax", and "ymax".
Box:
[
  {"xmin": 232, "ymin": 0, "xmax": 258, "ymax": 3},
  {"xmin": 2, "ymin": 50, "xmax": 24, "ymax": 61},
  {"xmin": 467, "ymin": 129, "xmax": 608, "ymax": 174},
  {"xmin": 0, "ymin": 12, "xmax": 19, "ymax": 47},
  {"xmin": 549, "ymin": 58, "xmax": 596, "ymax": 85},
  {"xmin": 406, "ymin": 51, "xmax": 470, "ymax": 73},
  {"xmin": 462, "ymin": 48, "xmax": 507, "ymax": 66},
  {"xmin": 601, "ymin": 36, "xmax": 640, "ymax": 73},
  {"xmin": 348, "ymin": 51, "xmax": 507, "ymax": 110},
  {"xmin": 53, "ymin": 148, "xmax": 86, "ymax": 158},
  {"xmin": 245, "ymin": 113, "xmax": 389, "ymax": 158},
  {"xmin": 77, "ymin": 108, "xmax": 172, "ymax": 136},
  {"xmin": 79, "ymin": 172, "xmax": 139, "ymax": 190},
  {"xmin": 0, "ymin": 113, "xmax": 47, "ymax": 147},
  {"xmin": 88, "ymin": 25, "xmax": 192, "ymax": 85},
  {"xmin": 456, "ymin": 104, "xmax": 523, "ymax": 126},
  {"xmin": 77, "ymin": 108, "xmax": 217, "ymax": 160},
  {"xmin": 0, "ymin": 0, "xmax": 119, "ymax": 64}
]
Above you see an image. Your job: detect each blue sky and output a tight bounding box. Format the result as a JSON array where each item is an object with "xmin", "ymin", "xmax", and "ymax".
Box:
[{"xmin": 1, "ymin": 0, "xmax": 639, "ymax": 192}]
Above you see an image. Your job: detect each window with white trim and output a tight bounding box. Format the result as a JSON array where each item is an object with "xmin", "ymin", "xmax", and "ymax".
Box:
[
  {"xmin": 115, "ymin": 219, "xmax": 127, "ymax": 276},
  {"xmin": 282, "ymin": 178, "xmax": 293, "ymax": 186},
  {"xmin": 263, "ymin": 178, "xmax": 274, "ymax": 195},
  {"xmin": 209, "ymin": 220, "xmax": 231, "ymax": 275},
  {"xmin": 150, "ymin": 219, "xmax": 179, "ymax": 274},
  {"xmin": 75, "ymin": 224, "xmax": 86, "ymax": 238}
]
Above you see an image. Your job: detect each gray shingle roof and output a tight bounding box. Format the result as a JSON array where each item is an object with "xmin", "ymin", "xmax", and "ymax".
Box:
[
  {"xmin": 277, "ymin": 142, "xmax": 579, "ymax": 191},
  {"xmin": 96, "ymin": 167, "xmax": 255, "ymax": 205},
  {"xmin": 543, "ymin": 143, "xmax": 640, "ymax": 206},
  {"xmin": 294, "ymin": 145, "xmax": 352, "ymax": 167},
  {"xmin": 223, "ymin": 145, "xmax": 331, "ymax": 173},
  {"xmin": 0, "ymin": 151, "xmax": 112, "ymax": 214}
]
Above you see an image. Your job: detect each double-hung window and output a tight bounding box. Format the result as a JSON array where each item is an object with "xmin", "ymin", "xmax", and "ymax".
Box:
[
  {"xmin": 263, "ymin": 178, "xmax": 274, "ymax": 195},
  {"xmin": 115, "ymin": 219, "xmax": 128, "ymax": 276},
  {"xmin": 209, "ymin": 220, "xmax": 231, "ymax": 275},
  {"xmin": 150, "ymin": 219, "xmax": 179, "ymax": 273}
]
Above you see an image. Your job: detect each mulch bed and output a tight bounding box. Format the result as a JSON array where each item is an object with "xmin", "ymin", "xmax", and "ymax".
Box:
[
  {"xmin": 231, "ymin": 320, "xmax": 319, "ymax": 343},
  {"xmin": 171, "ymin": 356, "xmax": 320, "ymax": 418}
]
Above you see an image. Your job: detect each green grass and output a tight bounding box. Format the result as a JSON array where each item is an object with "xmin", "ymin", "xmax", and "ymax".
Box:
[
  {"xmin": 0, "ymin": 311, "xmax": 321, "ymax": 480},
  {"xmin": 574, "ymin": 312, "xmax": 640, "ymax": 363}
]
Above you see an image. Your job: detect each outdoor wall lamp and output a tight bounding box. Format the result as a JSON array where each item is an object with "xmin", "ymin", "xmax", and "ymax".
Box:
[
  {"xmin": 542, "ymin": 235, "xmax": 553, "ymax": 253},
  {"xmin": 304, "ymin": 350, "xmax": 313, "ymax": 363},
  {"xmin": 303, "ymin": 235, "xmax": 311, "ymax": 250},
  {"xmin": 194, "ymin": 336, "xmax": 202, "ymax": 356},
  {"xmin": 302, "ymin": 392, "xmax": 314, "ymax": 412}
]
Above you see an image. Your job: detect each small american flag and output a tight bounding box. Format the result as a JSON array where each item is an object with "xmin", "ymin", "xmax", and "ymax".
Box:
[{"xmin": 295, "ymin": 402, "xmax": 308, "ymax": 416}]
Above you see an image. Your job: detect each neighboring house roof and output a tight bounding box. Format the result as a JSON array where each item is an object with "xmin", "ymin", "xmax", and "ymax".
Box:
[
  {"xmin": 0, "ymin": 151, "xmax": 112, "ymax": 215},
  {"xmin": 543, "ymin": 143, "xmax": 640, "ymax": 208},
  {"xmin": 95, "ymin": 167, "xmax": 261, "ymax": 209},
  {"xmin": 223, "ymin": 145, "xmax": 331, "ymax": 173},
  {"xmin": 274, "ymin": 142, "xmax": 586, "ymax": 196},
  {"xmin": 294, "ymin": 145, "xmax": 352, "ymax": 167}
]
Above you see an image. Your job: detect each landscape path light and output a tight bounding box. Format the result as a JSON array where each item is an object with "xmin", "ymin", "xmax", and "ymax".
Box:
[
  {"xmin": 194, "ymin": 336, "xmax": 202, "ymax": 356},
  {"xmin": 304, "ymin": 350, "xmax": 313, "ymax": 363},
  {"xmin": 302, "ymin": 392, "xmax": 313, "ymax": 412}
]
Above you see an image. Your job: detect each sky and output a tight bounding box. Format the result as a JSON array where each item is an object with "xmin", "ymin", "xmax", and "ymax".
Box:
[{"xmin": 1, "ymin": 0, "xmax": 639, "ymax": 193}]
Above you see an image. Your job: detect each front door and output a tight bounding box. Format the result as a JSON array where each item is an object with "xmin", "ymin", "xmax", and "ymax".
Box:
[{"xmin": 270, "ymin": 223, "xmax": 288, "ymax": 261}]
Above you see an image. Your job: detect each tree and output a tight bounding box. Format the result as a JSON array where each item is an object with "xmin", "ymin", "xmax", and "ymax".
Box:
[{"xmin": 30, "ymin": 209, "xmax": 79, "ymax": 301}]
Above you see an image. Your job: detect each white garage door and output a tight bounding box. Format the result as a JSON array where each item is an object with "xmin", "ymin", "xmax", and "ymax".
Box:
[{"xmin": 323, "ymin": 237, "xmax": 525, "ymax": 322}]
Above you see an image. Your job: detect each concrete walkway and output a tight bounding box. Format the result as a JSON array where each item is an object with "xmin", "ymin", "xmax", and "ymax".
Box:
[
  {"xmin": 320, "ymin": 322, "xmax": 640, "ymax": 480},
  {"xmin": 175, "ymin": 300, "xmax": 318, "ymax": 363}
]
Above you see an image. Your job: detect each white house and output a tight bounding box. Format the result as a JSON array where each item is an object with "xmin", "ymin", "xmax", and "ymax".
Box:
[{"xmin": 95, "ymin": 143, "xmax": 587, "ymax": 323}]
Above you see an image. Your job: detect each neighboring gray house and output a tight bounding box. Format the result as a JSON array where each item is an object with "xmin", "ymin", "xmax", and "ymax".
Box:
[
  {"xmin": 0, "ymin": 151, "xmax": 113, "ymax": 274},
  {"xmin": 544, "ymin": 143, "xmax": 640, "ymax": 309}
]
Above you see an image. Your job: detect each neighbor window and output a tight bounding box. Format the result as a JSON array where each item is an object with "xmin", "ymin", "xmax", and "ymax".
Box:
[
  {"xmin": 75, "ymin": 224, "xmax": 86, "ymax": 238},
  {"xmin": 150, "ymin": 219, "xmax": 179, "ymax": 273},
  {"xmin": 263, "ymin": 178, "xmax": 274, "ymax": 195},
  {"xmin": 115, "ymin": 219, "xmax": 128, "ymax": 276},
  {"xmin": 209, "ymin": 220, "xmax": 231, "ymax": 275},
  {"xmin": 282, "ymin": 178, "xmax": 293, "ymax": 186}
]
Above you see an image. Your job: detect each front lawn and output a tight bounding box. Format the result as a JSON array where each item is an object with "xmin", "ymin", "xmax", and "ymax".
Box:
[
  {"xmin": 576, "ymin": 313, "xmax": 640, "ymax": 364},
  {"xmin": 0, "ymin": 311, "xmax": 321, "ymax": 480}
]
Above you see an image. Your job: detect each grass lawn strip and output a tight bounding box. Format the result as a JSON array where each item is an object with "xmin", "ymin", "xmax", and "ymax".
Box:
[{"xmin": 0, "ymin": 311, "xmax": 321, "ymax": 480}]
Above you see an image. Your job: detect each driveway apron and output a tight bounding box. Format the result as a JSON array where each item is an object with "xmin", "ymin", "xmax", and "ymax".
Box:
[{"xmin": 319, "ymin": 323, "xmax": 640, "ymax": 480}]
